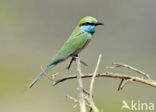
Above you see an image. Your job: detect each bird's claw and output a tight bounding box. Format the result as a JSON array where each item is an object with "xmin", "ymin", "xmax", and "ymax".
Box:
[{"xmin": 66, "ymin": 56, "xmax": 88, "ymax": 69}]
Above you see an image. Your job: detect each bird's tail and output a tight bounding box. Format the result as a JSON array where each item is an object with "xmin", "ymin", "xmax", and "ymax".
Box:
[{"xmin": 28, "ymin": 64, "xmax": 55, "ymax": 89}]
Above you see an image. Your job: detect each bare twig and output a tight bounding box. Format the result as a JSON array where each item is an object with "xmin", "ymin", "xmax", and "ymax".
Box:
[
  {"xmin": 118, "ymin": 79, "xmax": 133, "ymax": 90},
  {"xmin": 118, "ymin": 79, "xmax": 124, "ymax": 91},
  {"xmin": 90, "ymin": 54, "xmax": 101, "ymax": 98},
  {"xmin": 89, "ymin": 54, "xmax": 102, "ymax": 112},
  {"xmin": 66, "ymin": 94, "xmax": 92, "ymax": 108},
  {"xmin": 107, "ymin": 62, "xmax": 150, "ymax": 79},
  {"xmin": 80, "ymin": 60, "xmax": 88, "ymax": 66},
  {"xmin": 76, "ymin": 57, "xmax": 86, "ymax": 112},
  {"xmin": 53, "ymin": 73, "xmax": 156, "ymax": 88},
  {"xmin": 83, "ymin": 89, "xmax": 91, "ymax": 96},
  {"xmin": 66, "ymin": 95, "xmax": 79, "ymax": 103}
]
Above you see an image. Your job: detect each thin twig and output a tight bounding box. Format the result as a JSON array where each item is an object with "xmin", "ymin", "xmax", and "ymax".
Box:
[
  {"xmin": 76, "ymin": 57, "xmax": 86, "ymax": 112},
  {"xmin": 66, "ymin": 94, "xmax": 92, "ymax": 108},
  {"xmin": 90, "ymin": 54, "xmax": 102, "ymax": 98},
  {"xmin": 118, "ymin": 79, "xmax": 124, "ymax": 91},
  {"xmin": 89, "ymin": 54, "xmax": 102, "ymax": 112},
  {"xmin": 66, "ymin": 95, "xmax": 79, "ymax": 108},
  {"xmin": 107, "ymin": 62, "xmax": 151, "ymax": 79},
  {"xmin": 118, "ymin": 79, "xmax": 133, "ymax": 90},
  {"xmin": 83, "ymin": 89, "xmax": 91, "ymax": 97},
  {"xmin": 66, "ymin": 94, "xmax": 79, "ymax": 104}
]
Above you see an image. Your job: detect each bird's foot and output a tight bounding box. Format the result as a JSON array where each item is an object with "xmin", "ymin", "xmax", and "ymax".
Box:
[{"xmin": 66, "ymin": 55, "xmax": 88, "ymax": 69}]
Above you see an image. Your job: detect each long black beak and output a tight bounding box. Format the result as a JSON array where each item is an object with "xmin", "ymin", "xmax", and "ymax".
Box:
[{"xmin": 95, "ymin": 22, "xmax": 104, "ymax": 26}]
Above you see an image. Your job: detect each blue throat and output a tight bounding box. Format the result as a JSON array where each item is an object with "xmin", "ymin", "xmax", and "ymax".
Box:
[{"xmin": 80, "ymin": 25, "xmax": 96, "ymax": 35}]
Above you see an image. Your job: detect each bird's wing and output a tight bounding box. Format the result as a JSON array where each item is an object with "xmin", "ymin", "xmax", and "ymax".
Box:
[{"xmin": 48, "ymin": 28, "xmax": 88, "ymax": 66}]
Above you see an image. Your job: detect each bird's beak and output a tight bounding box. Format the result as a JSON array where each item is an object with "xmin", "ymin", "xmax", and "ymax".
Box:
[{"xmin": 95, "ymin": 22, "xmax": 104, "ymax": 26}]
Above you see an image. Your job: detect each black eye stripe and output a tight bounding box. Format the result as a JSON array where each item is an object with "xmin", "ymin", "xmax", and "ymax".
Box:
[{"xmin": 80, "ymin": 22, "xmax": 95, "ymax": 26}]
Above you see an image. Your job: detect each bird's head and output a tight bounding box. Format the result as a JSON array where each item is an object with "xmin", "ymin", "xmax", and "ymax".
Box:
[{"xmin": 79, "ymin": 16, "xmax": 104, "ymax": 34}]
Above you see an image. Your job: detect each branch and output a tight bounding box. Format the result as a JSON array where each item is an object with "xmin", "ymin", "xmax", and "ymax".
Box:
[
  {"xmin": 53, "ymin": 73, "xmax": 156, "ymax": 88},
  {"xmin": 106, "ymin": 62, "xmax": 150, "ymax": 79},
  {"xmin": 46, "ymin": 56, "xmax": 156, "ymax": 112},
  {"xmin": 75, "ymin": 57, "xmax": 86, "ymax": 112},
  {"xmin": 66, "ymin": 94, "xmax": 93, "ymax": 108},
  {"xmin": 66, "ymin": 95, "xmax": 79, "ymax": 108},
  {"xmin": 118, "ymin": 79, "xmax": 133, "ymax": 91},
  {"xmin": 88, "ymin": 54, "xmax": 102, "ymax": 112}
]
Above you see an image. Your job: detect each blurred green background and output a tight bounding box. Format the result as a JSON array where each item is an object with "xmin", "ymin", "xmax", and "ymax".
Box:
[{"xmin": 0, "ymin": 0, "xmax": 156, "ymax": 112}]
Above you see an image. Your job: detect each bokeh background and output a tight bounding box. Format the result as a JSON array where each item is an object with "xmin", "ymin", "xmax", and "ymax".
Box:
[{"xmin": 0, "ymin": 0, "xmax": 156, "ymax": 112}]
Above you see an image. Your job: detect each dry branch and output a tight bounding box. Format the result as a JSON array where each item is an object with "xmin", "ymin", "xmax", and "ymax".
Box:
[
  {"xmin": 88, "ymin": 54, "xmax": 102, "ymax": 112},
  {"xmin": 44, "ymin": 56, "xmax": 156, "ymax": 112},
  {"xmin": 75, "ymin": 57, "xmax": 86, "ymax": 112},
  {"xmin": 53, "ymin": 73, "xmax": 156, "ymax": 88},
  {"xmin": 106, "ymin": 62, "xmax": 150, "ymax": 79}
]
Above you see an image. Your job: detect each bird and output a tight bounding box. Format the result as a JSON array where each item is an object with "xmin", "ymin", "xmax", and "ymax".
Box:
[{"xmin": 28, "ymin": 16, "xmax": 104, "ymax": 88}]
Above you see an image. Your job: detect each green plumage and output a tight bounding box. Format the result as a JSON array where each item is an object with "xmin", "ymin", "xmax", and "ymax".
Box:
[
  {"xmin": 27, "ymin": 16, "xmax": 103, "ymax": 88},
  {"xmin": 48, "ymin": 26, "xmax": 91, "ymax": 66}
]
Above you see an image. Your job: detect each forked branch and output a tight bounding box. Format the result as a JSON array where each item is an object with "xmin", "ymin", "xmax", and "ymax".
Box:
[
  {"xmin": 43, "ymin": 55, "xmax": 156, "ymax": 112},
  {"xmin": 53, "ymin": 72, "xmax": 156, "ymax": 88}
]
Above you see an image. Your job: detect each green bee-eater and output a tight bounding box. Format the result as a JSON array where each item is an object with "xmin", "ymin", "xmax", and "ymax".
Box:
[{"xmin": 28, "ymin": 16, "xmax": 104, "ymax": 88}]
